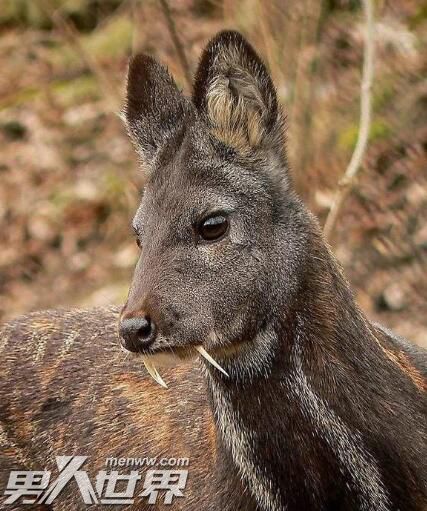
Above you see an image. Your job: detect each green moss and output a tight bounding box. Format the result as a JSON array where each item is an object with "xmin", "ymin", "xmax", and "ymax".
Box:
[
  {"xmin": 0, "ymin": 0, "xmax": 49, "ymax": 29},
  {"xmin": 82, "ymin": 15, "xmax": 132, "ymax": 60},
  {"xmin": 409, "ymin": 2, "xmax": 427, "ymax": 29},
  {"xmin": 0, "ymin": 0, "xmax": 122, "ymax": 30},
  {"xmin": 103, "ymin": 171, "xmax": 126, "ymax": 195},
  {"xmin": 48, "ymin": 189, "xmax": 74, "ymax": 212},
  {"xmin": 338, "ymin": 124, "xmax": 359, "ymax": 150},
  {"xmin": 0, "ymin": 86, "xmax": 40, "ymax": 110},
  {"xmin": 370, "ymin": 120, "xmax": 393, "ymax": 142},
  {"xmin": 52, "ymin": 74, "xmax": 99, "ymax": 106},
  {"xmin": 339, "ymin": 120, "xmax": 393, "ymax": 151},
  {"xmin": 0, "ymin": 0, "xmax": 81, "ymax": 29},
  {"xmin": 1, "ymin": 71, "xmax": 100, "ymax": 112},
  {"xmin": 373, "ymin": 82, "xmax": 395, "ymax": 112},
  {"xmin": 47, "ymin": 14, "xmax": 132, "ymax": 70}
]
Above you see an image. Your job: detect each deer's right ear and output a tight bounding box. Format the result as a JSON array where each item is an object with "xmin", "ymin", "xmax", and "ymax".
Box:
[{"xmin": 123, "ymin": 54, "xmax": 191, "ymax": 170}]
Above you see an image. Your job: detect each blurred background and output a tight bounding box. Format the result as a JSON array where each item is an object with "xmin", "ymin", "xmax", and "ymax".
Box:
[{"xmin": 0, "ymin": 0, "xmax": 425, "ymax": 346}]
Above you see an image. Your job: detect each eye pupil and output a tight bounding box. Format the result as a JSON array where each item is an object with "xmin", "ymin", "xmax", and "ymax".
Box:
[{"xmin": 199, "ymin": 215, "xmax": 228, "ymax": 241}]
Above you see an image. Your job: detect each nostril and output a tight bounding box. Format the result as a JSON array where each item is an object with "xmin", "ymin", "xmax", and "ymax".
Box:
[
  {"xmin": 138, "ymin": 316, "xmax": 153, "ymax": 339},
  {"xmin": 119, "ymin": 315, "xmax": 157, "ymax": 352}
]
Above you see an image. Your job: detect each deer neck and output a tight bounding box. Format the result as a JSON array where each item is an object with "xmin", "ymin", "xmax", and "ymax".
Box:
[{"xmin": 205, "ymin": 249, "xmax": 391, "ymax": 511}]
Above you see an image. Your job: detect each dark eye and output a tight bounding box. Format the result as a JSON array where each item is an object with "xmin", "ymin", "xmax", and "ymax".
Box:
[
  {"xmin": 135, "ymin": 237, "xmax": 141, "ymax": 249},
  {"xmin": 198, "ymin": 214, "xmax": 229, "ymax": 242}
]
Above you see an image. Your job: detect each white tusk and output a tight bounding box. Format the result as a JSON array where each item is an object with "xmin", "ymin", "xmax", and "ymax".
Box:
[
  {"xmin": 196, "ymin": 346, "xmax": 229, "ymax": 377},
  {"xmin": 142, "ymin": 357, "xmax": 168, "ymax": 388}
]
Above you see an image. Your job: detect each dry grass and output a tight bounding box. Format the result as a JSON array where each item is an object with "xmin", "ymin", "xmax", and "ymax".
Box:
[{"xmin": 0, "ymin": 0, "xmax": 426, "ymax": 345}]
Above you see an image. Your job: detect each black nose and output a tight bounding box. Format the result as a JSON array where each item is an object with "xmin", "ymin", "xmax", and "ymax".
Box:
[{"xmin": 119, "ymin": 316, "xmax": 156, "ymax": 352}]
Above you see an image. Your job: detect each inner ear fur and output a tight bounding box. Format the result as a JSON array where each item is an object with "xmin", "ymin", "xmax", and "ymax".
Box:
[{"xmin": 193, "ymin": 31, "xmax": 284, "ymax": 156}]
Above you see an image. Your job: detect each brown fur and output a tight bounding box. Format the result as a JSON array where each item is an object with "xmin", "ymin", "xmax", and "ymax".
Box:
[{"xmin": 0, "ymin": 308, "xmax": 254, "ymax": 510}]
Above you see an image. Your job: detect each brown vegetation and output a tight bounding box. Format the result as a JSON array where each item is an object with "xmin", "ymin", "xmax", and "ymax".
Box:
[{"xmin": 0, "ymin": 0, "xmax": 426, "ymax": 346}]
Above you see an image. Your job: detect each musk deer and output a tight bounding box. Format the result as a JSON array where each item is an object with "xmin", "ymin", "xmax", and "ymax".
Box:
[{"xmin": 1, "ymin": 31, "xmax": 426, "ymax": 511}]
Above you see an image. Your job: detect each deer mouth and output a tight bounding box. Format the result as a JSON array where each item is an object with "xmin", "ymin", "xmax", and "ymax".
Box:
[{"xmin": 136, "ymin": 343, "xmax": 229, "ymax": 388}]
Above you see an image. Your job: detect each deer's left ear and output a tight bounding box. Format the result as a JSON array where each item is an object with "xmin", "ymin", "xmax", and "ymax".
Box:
[{"xmin": 193, "ymin": 31, "xmax": 285, "ymax": 159}]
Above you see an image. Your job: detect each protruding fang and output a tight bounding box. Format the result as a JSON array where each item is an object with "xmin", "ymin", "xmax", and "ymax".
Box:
[
  {"xmin": 142, "ymin": 357, "xmax": 168, "ymax": 388},
  {"xmin": 196, "ymin": 346, "xmax": 229, "ymax": 377}
]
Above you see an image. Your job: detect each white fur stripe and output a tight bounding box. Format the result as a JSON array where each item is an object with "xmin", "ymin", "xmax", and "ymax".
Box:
[
  {"xmin": 209, "ymin": 380, "xmax": 283, "ymax": 511},
  {"xmin": 287, "ymin": 331, "xmax": 390, "ymax": 511}
]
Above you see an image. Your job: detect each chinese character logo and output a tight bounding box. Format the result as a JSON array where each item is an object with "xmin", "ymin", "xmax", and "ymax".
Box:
[
  {"xmin": 3, "ymin": 456, "xmax": 189, "ymax": 506},
  {"xmin": 140, "ymin": 470, "xmax": 188, "ymax": 504}
]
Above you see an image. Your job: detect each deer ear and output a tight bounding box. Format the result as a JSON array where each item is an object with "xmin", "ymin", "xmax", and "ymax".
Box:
[
  {"xmin": 124, "ymin": 54, "xmax": 191, "ymax": 169},
  {"xmin": 193, "ymin": 31, "xmax": 285, "ymax": 158}
]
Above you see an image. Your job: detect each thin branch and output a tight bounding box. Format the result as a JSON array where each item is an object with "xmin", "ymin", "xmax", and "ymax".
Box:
[
  {"xmin": 159, "ymin": 0, "xmax": 192, "ymax": 90},
  {"xmin": 323, "ymin": 0, "xmax": 375, "ymax": 241}
]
